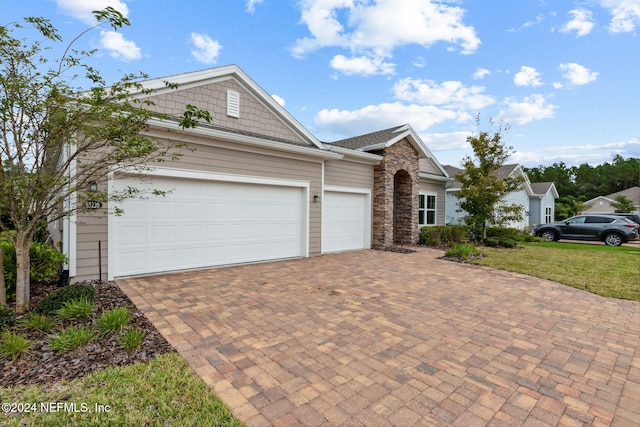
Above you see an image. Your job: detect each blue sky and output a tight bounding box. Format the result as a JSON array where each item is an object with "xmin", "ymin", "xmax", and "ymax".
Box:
[{"xmin": 3, "ymin": 0, "xmax": 639, "ymax": 168}]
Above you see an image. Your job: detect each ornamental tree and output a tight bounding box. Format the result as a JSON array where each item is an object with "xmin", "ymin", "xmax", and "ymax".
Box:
[
  {"xmin": 0, "ymin": 8, "xmax": 211, "ymax": 312},
  {"xmin": 456, "ymin": 119, "xmax": 525, "ymax": 240}
]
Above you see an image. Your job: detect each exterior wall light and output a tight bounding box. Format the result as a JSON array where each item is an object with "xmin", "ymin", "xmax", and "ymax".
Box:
[
  {"xmin": 313, "ymin": 195, "xmax": 320, "ymax": 203},
  {"xmin": 89, "ymin": 182, "xmax": 98, "ymax": 192}
]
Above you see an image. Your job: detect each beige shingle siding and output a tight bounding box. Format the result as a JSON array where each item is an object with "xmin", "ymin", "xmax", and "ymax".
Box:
[{"xmin": 144, "ymin": 79, "xmax": 308, "ymax": 146}]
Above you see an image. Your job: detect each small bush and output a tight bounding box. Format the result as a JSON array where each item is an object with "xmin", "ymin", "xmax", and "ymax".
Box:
[
  {"xmin": 486, "ymin": 227, "xmax": 522, "ymax": 241},
  {"xmin": 419, "ymin": 227, "xmax": 441, "ymax": 246},
  {"xmin": 96, "ymin": 307, "xmax": 132, "ymax": 335},
  {"xmin": 34, "ymin": 284, "xmax": 96, "ymax": 315},
  {"xmin": 484, "ymin": 237, "xmax": 500, "ymax": 247},
  {"xmin": 48, "ymin": 326, "xmax": 94, "ymax": 352},
  {"xmin": 500, "ymin": 238, "xmax": 518, "ymax": 248},
  {"xmin": 445, "ymin": 243, "xmax": 482, "ymax": 260},
  {"xmin": 0, "ymin": 304, "xmax": 16, "ymax": 331},
  {"xmin": 1, "ymin": 241, "xmax": 67, "ymax": 301},
  {"xmin": 522, "ymin": 234, "xmax": 544, "ymax": 243},
  {"xmin": 118, "ymin": 328, "xmax": 145, "ymax": 352},
  {"xmin": 0, "ymin": 331, "xmax": 31, "ymax": 360},
  {"xmin": 420, "ymin": 225, "xmax": 469, "ymax": 246},
  {"xmin": 55, "ymin": 297, "xmax": 95, "ymax": 319},
  {"xmin": 20, "ymin": 313, "xmax": 55, "ymax": 331}
]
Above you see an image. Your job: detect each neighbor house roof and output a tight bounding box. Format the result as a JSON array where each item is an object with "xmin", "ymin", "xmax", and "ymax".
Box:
[
  {"xmin": 530, "ymin": 182, "xmax": 560, "ymax": 199},
  {"xmin": 444, "ymin": 163, "xmax": 534, "ymax": 195},
  {"xmin": 586, "ymin": 186, "xmax": 640, "ymax": 205}
]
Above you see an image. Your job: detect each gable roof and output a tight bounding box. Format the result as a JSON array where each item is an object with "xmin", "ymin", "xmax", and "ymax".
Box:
[
  {"xmin": 326, "ymin": 124, "xmax": 449, "ymax": 177},
  {"xmin": 530, "ymin": 182, "xmax": 559, "ymax": 199},
  {"xmin": 585, "ymin": 186, "xmax": 640, "ymax": 205},
  {"xmin": 128, "ymin": 64, "xmax": 328, "ymax": 152},
  {"xmin": 444, "ymin": 163, "xmax": 534, "ymax": 195}
]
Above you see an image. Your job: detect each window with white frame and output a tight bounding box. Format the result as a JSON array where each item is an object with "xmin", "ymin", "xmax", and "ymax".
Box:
[
  {"xmin": 545, "ymin": 206, "xmax": 552, "ymax": 223},
  {"xmin": 419, "ymin": 194, "xmax": 437, "ymax": 226}
]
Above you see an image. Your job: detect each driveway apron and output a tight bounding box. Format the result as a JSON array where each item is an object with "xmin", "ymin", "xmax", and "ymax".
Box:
[{"xmin": 117, "ymin": 248, "xmax": 640, "ymax": 427}]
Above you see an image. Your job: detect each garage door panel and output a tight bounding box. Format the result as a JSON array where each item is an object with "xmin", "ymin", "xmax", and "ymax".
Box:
[
  {"xmin": 112, "ymin": 175, "xmax": 305, "ymax": 277},
  {"xmin": 322, "ymin": 191, "xmax": 369, "ymax": 253}
]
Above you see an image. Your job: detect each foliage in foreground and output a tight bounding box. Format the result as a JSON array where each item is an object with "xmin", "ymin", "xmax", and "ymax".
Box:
[
  {"xmin": 445, "ymin": 243, "xmax": 483, "ymax": 260},
  {"xmin": 0, "ymin": 353, "xmax": 244, "ymax": 427},
  {"xmin": 474, "ymin": 242, "xmax": 640, "ymax": 301}
]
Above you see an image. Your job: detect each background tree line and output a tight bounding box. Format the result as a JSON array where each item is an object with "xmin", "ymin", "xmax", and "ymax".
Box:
[{"xmin": 523, "ymin": 155, "xmax": 639, "ymax": 219}]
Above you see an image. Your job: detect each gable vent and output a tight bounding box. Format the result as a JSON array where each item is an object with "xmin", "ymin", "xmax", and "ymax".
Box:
[{"xmin": 227, "ymin": 90, "xmax": 240, "ymax": 118}]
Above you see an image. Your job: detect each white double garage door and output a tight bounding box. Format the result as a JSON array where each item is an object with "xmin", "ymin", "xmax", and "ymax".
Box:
[{"xmin": 111, "ymin": 174, "xmax": 370, "ymax": 278}]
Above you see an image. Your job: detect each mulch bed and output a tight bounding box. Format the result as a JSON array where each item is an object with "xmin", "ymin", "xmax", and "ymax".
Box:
[{"xmin": 1, "ymin": 281, "xmax": 174, "ymax": 387}]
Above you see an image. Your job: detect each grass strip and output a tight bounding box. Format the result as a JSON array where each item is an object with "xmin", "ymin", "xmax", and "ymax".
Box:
[
  {"xmin": 473, "ymin": 242, "xmax": 640, "ymax": 301},
  {"xmin": 1, "ymin": 352, "xmax": 244, "ymax": 426}
]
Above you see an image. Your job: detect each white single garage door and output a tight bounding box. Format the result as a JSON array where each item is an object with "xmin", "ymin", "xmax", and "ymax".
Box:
[
  {"xmin": 322, "ymin": 190, "xmax": 369, "ymax": 253},
  {"xmin": 111, "ymin": 175, "xmax": 305, "ymax": 277}
]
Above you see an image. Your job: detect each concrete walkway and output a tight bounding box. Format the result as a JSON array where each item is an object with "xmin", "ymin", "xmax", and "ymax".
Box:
[{"xmin": 118, "ymin": 248, "xmax": 640, "ymax": 426}]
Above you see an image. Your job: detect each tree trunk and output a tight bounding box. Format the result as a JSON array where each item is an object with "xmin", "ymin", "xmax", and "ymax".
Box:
[
  {"xmin": 0, "ymin": 249, "xmax": 5, "ymax": 306},
  {"xmin": 15, "ymin": 233, "xmax": 31, "ymax": 313}
]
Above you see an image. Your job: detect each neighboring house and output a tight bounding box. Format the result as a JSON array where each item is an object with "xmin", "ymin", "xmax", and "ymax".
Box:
[
  {"xmin": 443, "ymin": 164, "xmax": 557, "ymax": 229},
  {"xmin": 529, "ymin": 182, "xmax": 560, "ymax": 225},
  {"xmin": 583, "ymin": 186, "xmax": 640, "ymax": 214},
  {"xmin": 51, "ymin": 65, "xmax": 451, "ymax": 282}
]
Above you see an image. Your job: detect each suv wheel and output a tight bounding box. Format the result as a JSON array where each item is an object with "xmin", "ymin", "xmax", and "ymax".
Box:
[
  {"xmin": 604, "ymin": 233, "xmax": 623, "ymax": 247},
  {"xmin": 539, "ymin": 230, "xmax": 558, "ymax": 242}
]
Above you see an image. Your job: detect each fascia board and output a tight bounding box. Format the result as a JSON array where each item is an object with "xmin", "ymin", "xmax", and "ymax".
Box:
[
  {"xmin": 419, "ymin": 172, "xmax": 454, "ymax": 182},
  {"xmin": 146, "ymin": 118, "xmax": 342, "ymax": 161},
  {"xmin": 325, "ymin": 145, "xmax": 383, "ymax": 164}
]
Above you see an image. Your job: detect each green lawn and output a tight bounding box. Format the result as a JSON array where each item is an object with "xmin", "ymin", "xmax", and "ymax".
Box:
[
  {"xmin": 473, "ymin": 242, "xmax": 640, "ymax": 301},
  {"xmin": 1, "ymin": 352, "xmax": 244, "ymax": 427}
]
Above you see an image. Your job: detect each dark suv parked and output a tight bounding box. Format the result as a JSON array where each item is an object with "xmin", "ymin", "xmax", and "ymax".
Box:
[
  {"xmin": 532, "ymin": 214, "xmax": 639, "ymax": 246},
  {"xmin": 614, "ymin": 213, "xmax": 640, "ymax": 225}
]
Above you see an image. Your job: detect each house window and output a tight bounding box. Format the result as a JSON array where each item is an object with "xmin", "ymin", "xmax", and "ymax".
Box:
[
  {"xmin": 545, "ymin": 206, "xmax": 552, "ymax": 223},
  {"xmin": 419, "ymin": 194, "xmax": 436, "ymax": 226}
]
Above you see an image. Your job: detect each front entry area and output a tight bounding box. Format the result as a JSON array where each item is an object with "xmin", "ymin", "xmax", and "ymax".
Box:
[{"xmin": 110, "ymin": 174, "xmax": 307, "ymax": 278}]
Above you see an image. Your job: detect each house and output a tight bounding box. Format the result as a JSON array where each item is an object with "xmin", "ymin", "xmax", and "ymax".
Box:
[
  {"xmin": 529, "ymin": 182, "xmax": 560, "ymax": 225},
  {"xmin": 583, "ymin": 186, "xmax": 640, "ymax": 214},
  {"xmin": 443, "ymin": 164, "xmax": 557, "ymax": 229},
  {"xmin": 51, "ymin": 65, "xmax": 451, "ymax": 282}
]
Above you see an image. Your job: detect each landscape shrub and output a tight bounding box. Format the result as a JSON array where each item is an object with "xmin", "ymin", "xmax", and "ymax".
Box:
[
  {"xmin": 419, "ymin": 225, "xmax": 469, "ymax": 246},
  {"xmin": 419, "ymin": 227, "xmax": 441, "ymax": 246},
  {"xmin": 48, "ymin": 326, "xmax": 94, "ymax": 352},
  {"xmin": 96, "ymin": 307, "xmax": 132, "ymax": 335},
  {"xmin": 0, "ymin": 304, "xmax": 16, "ymax": 331},
  {"xmin": 484, "ymin": 237, "xmax": 500, "ymax": 247},
  {"xmin": 500, "ymin": 238, "xmax": 518, "ymax": 248},
  {"xmin": 486, "ymin": 227, "xmax": 522, "ymax": 241},
  {"xmin": 1, "ymin": 240, "xmax": 67, "ymax": 301},
  {"xmin": 445, "ymin": 243, "xmax": 482, "ymax": 260},
  {"xmin": 55, "ymin": 297, "xmax": 95, "ymax": 319},
  {"xmin": 0, "ymin": 331, "xmax": 31, "ymax": 360},
  {"xmin": 33, "ymin": 284, "xmax": 96, "ymax": 315}
]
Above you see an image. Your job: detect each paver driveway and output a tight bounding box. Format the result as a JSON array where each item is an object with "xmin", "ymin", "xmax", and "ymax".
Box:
[{"xmin": 118, "ymin": 248, "xmax": 640, "ymax": 427}]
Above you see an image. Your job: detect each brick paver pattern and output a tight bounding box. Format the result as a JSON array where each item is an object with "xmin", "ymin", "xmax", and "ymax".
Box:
[{"xmin": 118, "ymin": 248, "xmax": 640, "ymax": 427}]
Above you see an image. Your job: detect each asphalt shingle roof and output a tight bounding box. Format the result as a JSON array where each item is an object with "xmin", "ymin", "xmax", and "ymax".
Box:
[{"xmin": 325, "ymin": 125, "xmax": 407, "ymax": 150}]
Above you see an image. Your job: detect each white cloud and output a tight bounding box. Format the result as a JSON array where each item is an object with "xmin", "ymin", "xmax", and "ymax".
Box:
[
  {"xmin": 420, "ymin": 131, "xmax": 471, "ymax": 151},
  {"xmin": 559, "ymin": 63, "xmax": 599, "ymax": 85},
  {"xmin": 292, "ymin": 0, "xmax": 480, "ymax": 76},
  {"xmin": 330, "ymin": 54, "xmax": 395, "ymax": 76},
  {"xmin": 246, "ymin": 0, "xmax": 264, "ymax": 13},
  {"xmin": 560, "ymin": 9, "xmax": 595, "ymax": 37},
  {"xmin": 600, "ymin": 0, "xmax": 640, "ymax": 33},
  {"xmin": 190, "ymin": 32, "xmax": 222, "ymax": 64},
  {"xmin": 55, "ymin": 0, "xmax": 129, "ymax": 24},
  {"xmin": 314, "ymin": 102, "xmax": 469, "ymax": 135},
  {"xmin": 393, "ymin": 78, "xmax": 495, "ymax": 110},
  {"xmin": 513, "ymin": 66, "xmax": 543, "ymax": 87},
  {"xmin": 473, "ymin": 68, "xmax": 491, "ymax": 80},
  {"xmin": 271, "ymin": 94, "xmax": 286, "ymax": 107},
  {"xmin": 498, "ymin": 94, "xmax": 557, "ymax": 125},
  {"xmin": 99, "ymin": 30, "xmax": 141, "ymax": 61},
  {"xmin": 511, "ymin": 137, "xmax": 640, "ymax": 166}
]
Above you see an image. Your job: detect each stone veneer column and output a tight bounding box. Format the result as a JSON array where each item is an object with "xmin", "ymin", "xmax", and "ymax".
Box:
[{"xmin": 372, "ymin": 139, "xmax": 420, "ymax": 248}]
